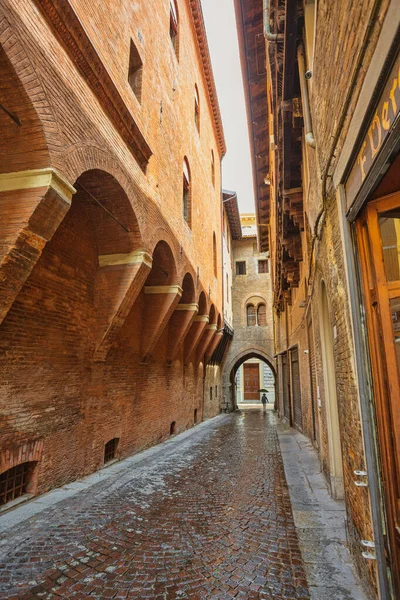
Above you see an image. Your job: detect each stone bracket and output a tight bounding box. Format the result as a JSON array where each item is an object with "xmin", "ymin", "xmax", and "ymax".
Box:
[
  {"xmin": 195, "ymin": 324, "xmax": 218, "ymax": 364},
  {"xmin": 184, "ymin": 315, "xmax": 210, "ymax": 365},
  {"xmin": 0, "ymin": 168, "xmax": 75, "ymax": 327},
  {"xmin": 141, "ymin": 285, "xmax": 183, "ymax": 362},
  {"xmin": 93, "ymin": 252, "xmax": 153, "ymax": 362},
  {"xmin": 167, "ymin": 303, "xmax": 199, "ymax": 363}
]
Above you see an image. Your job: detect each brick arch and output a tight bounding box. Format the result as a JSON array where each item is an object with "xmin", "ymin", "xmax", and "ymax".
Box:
[
  {"xmin": 180, "ymin": 272, "xmax": 196, "ymax": 304},
  {"xmin": 223, "ymin": 348, "xmax": 276, "ymax": 388},
  {"xmin": 197, "ymin": 290, "xmax": 209, "ymax": 315},
  {"xmin": 146, "ymin": 240, "xmax": 178, "ymax": 287},
  {"xmin": 0, "ymin": 17, "xmax": 60, "ymax": 169},
  {"xmin": 63, "ymin": 144, "xmax": 148, "ymax": 228},
  {"xmin": 208, "ymin": 303, "xmax": 217, "ymax": 325}
]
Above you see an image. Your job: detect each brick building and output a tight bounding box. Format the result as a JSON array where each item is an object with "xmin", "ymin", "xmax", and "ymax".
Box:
[
  {"xmin": 0, "ymin": 0, "xmax": 228, "ymax": 505},
  {"xmin": 221, "ymin": 213, "xmax": 275, "ymax": 412},
  {"xmin": 236, "ymin": 0, "xmax": 400, "ymax": 597}
]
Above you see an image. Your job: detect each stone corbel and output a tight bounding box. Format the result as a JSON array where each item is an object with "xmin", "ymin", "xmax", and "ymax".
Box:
[
  {"xmin": 184, "ymin": 315, "xmax": 210, "ymax": 365},
  {"xmin": 195, "ymin": 324, "xmax": 218, "ymax": 364},
  {"xmin": 167, "ymin": 303, "xmax": 199, "ymax": 364},
  {"xmin": 141, "ymin": 285, "xmax": 183, "ymax": 363}
]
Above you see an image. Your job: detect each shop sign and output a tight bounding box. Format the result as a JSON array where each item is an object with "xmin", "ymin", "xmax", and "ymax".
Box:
[{"xmin": 346, "ymin": 55, "xmax": 400, "ymax": 210}]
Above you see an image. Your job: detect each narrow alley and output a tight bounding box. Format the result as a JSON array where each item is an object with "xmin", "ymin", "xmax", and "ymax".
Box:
[{"xmin": 0, "ymin": 410, "xmax": 365, "ymax": 600}]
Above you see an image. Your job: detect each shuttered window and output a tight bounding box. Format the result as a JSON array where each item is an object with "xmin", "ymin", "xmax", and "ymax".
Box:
[
  {"xmin": 257, "ymin": 304, "xmax": 267, "ymax": 326},
  {"xmin": 247, "ymin": 304, "xmax": 256, "ymax": 326}
]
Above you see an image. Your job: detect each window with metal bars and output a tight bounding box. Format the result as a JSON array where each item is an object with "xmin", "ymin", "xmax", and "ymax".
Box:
[
  {"xmin": 104, "ymin": 438, "xmax": 119, "ymax": 464},
  {"xmin": 0, "ymin": 462, "xmax": 36, "ymax": 506},
  {"xmin": 258, "ymin": 259, "xmax": 269, "ymax": 273},
  {"xmin": 170, "ymin": 421, "xmax": 176, "ymax": 435},
  {"xmin": 236, "ymin": 261, "xmax": 246, "ymax": 275}
]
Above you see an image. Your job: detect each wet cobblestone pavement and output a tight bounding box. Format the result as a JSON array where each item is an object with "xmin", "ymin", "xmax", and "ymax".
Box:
[{"xmin": 0, "ymin": 410, "xmax": 310, "ymax": 599}]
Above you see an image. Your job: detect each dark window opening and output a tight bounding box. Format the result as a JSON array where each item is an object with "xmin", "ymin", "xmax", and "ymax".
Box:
[
  {"xmin": 215, "ymin": 386, "xmax": 217, "ymax": 398},
  {"xmin": 0, "ymin": 462, "xmax": 36, "ymax": 506},
  {"xmin": 210, "ymin": 386, "xmax": 213, "ymax": 401},
  {"xmin": 258, "ymin": 259, "xmax": 269, "ymax": 274},
  {"xmin": 257, "ymin": 304, "xmax": 267, "ymax": 326},
  {"xmin": 104, "ymin": 438, "xmax": 119, "ymax": 464},
  {"xmin": 183, "ymin": 158, "xmax": 191, "ymax": 227},
  {"xmin": 211, "ymin": 150, "xmax": 215, "ymax": 186},
  {"xmin": 194, "ymin": 409, "xmax": 198, "ymax": 424},
  {"xmin": 194, "ymin": 85, "xmax": 200, "ymax": 132},
  {"xmin": 236, "ymin": 261, "xmax": 246, "ymax": 275},
  {"xmin": 128, "ymin": 40, "xmax": 143, "ymax": 103},
  {"xmin": 247, "ymin": 304, "xmax": 256, "ymax": 327},
  {"xmin": 170, "ymin": 0, "xmax": 179, "ymax": 56},
  {"xmin": 213, "ymin": 232, "xmax": 217, "ymax": 277},
  {"xmin": 170, "ymin": 421, "xmax": 176, "ymax": 435}
]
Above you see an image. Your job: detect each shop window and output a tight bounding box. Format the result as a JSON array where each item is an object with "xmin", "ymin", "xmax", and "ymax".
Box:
[
  {"xmin": 236, "ymin": 261, "xmax": 246, "ymax": 275},
  {"xmin": 183, "ymin": 157, "xmax": 191, "ymax": 227},
  {"xmin": 104, "ymin": 438, "xmax": 119, "ymax": 464},
  {"xmin": 0, "ymin": 462, "xmax": 36, "ymax": 506},
  {"xmin": 128, "ymin": 40, "xmax": 143, "ymax": 103},
  {"xmin": 247, "ymin": 304, "xmax": 256, "ymax": 327},
  {"xmin": 170, "ymin": 421, "xmax": 176, "ymax": 435},
  {"xmin": 258, "ymin": 259, "xmax": 269, "ymax": 274},
  {"xmin": 194, "ymin": 84, "xmax": 200, "ymax": 132},
  {"xmin": 169, "ymin": 0, "xmax": 179, "ymax": 57},
  {"xmin": 257, "ymin": 303, "xmax": 267, "ymax": 326}
]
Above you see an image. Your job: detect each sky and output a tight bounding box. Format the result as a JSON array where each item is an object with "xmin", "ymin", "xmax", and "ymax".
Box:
[{"xmin": 201, "ymin": 0, "xmax": 255, "ymax": 214}]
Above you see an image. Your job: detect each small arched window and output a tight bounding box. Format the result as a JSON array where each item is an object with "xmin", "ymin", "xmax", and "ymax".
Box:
[
  {"xmin": 211, "ymin": 150, "xmax": 215, "ymax": 186},
  {"xmin": 247, "ymin": 304, "xmax": 256, "ymax": 327},
  {"xmin": 0, "ymin": 462, "xmax": 37, "ymax": 506},
  {"xmin": 170, "ymin": 0, "xmax": 179, "ymax": 56},
  {"xmin": 183, "ymin": 157, "xmax": 191, "ymax": 227},
  {"xmin": 257, "ymin": 303, "xmax": 267, "ymax": 326},
  {"xmin": 194, "ymin": 85, "xmax": 200, "ymax": 132},
  {"xmin": 213, "ymin": 232, "xmax": 217, "ymax": 277}
]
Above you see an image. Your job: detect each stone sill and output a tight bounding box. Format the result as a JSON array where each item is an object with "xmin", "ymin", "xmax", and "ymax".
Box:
[{"xmin": 0, "ymin": 493, "xmax": 35, "ymax": 514}]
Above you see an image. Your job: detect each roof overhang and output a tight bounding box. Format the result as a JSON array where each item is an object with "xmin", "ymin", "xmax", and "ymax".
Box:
[{"xmin": 223, "ymin": 190, "xmax": 242, "ymax": 239}]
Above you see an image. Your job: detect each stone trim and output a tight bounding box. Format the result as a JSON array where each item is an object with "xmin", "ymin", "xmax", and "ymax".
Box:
[
  {"xmin": 194, "ymin": 315, "xmax": 210, "ymax": 323},
  {"xmin": 98, "ymin": 250, "xmax": 153, "ymax": 268},
  {"xmin": 144, "ymin": 285, "xmax": 183, "ymax": 296},
  {"xmin": 0, "ymin": 168, "xmax": 76, "ymax": 203},
  {"xmin": 205, "ymin": 324, "xmax": 218, "ymax": 330},
  {"xmin": 175, "ymin": 303, "xmax": 199, "ymax": 312}
]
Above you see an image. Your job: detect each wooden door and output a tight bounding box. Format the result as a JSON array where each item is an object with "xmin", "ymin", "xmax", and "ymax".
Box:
[
  {"xmin": 282, "ymin": 352, "xmax": 291, "ymax": 422},
  {"xmin": 244, "ymin": 364, "xmax": 260, "ymax": 400},
  {"xmin": 291, "ymin": 348, "xmax": 303, "ymax": 430},
  {"xmin": 356, "ymin": 191, "xmax": 400, "ymax": 593}
]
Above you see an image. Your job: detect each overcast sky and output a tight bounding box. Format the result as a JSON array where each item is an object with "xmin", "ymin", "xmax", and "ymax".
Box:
[{"xmin": 201, "ymin": 0, "xmax": 255, "ymax": 214}]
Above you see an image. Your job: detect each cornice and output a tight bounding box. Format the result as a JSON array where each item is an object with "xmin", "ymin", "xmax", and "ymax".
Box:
[
  {"xmin": 34, "ymin": 0, "xmax": 152, "ymax": 171},
  {"xmin": 188, "ymin": 0, "xmax": 226, "ymax": 157}
]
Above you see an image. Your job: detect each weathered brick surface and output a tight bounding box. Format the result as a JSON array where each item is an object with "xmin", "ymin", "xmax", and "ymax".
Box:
[{"xmin": 0, "ymin": 0, "xmax": 224, "ymax": 497}]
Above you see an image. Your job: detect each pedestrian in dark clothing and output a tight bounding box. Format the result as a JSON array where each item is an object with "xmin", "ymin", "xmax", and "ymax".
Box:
[{"xmin": 261, "ymin": 393, "xmax": 268, "ymax": 411}]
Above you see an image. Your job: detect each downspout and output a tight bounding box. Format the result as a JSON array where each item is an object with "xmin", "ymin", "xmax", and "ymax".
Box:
[
  {"xmin": 297, "ymin": 45, "xmax": 316, "ymax": 149},
  {"xmin": 263, "ymin": 0, "xmax": 283, "ymax": 42}
]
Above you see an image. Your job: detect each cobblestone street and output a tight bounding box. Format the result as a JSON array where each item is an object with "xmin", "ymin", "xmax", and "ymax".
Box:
[{"xmin": 0, "ymin": 410, "xmax": 312, "ymax": 599}]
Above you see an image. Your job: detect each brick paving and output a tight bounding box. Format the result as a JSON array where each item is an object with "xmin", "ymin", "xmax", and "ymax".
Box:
[{"xmin": 0, "ymin": 410, "xmax": 309, "ymax": 599}]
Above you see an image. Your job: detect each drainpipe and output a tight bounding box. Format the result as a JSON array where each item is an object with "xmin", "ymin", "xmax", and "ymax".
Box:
[
  {"xmin": 263, "ymin": 0, "xmax": 283, "ymax": 42},
  {"xmin": 297, "ymin": 45, "xmax": 316, "ymax": 149}
]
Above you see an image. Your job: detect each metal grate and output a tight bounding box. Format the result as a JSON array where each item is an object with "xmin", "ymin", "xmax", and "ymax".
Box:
[
  {"xmin": 104, "ymin": 438, "xmax": 119, "ymax": 464},
  {"xmin": 0, "ymin": 462, "xmax": 34, "ymax": 506}
]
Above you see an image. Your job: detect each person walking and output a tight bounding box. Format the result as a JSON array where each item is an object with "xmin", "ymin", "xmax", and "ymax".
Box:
[{"xmin": 261, "ymin": 392, "xmax": 268, "ymax": 412}]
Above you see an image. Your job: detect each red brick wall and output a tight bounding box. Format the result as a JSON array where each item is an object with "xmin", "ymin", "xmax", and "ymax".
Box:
[{"xmin": 0, "ymin": 0, "xmax": 223, "ymax": 495}]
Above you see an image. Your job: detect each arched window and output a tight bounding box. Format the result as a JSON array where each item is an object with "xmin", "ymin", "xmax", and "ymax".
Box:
[
  {"xmin": 257, "ymin": 303, "xmax": 267, "ymax": 326},
  {"xmin": 211, "ymin": 150, "xmax": 215, "ymax": 186},
  {"xmin": 183, "ymin": 157, "xmax": 191, "ymax": 227},
  {"xmin": 213, "ymin": 232, "xmax": 217, "ymax": 277},
  {"xmin": 247, "ymin": 304, "xmax": 256, "ymax": 327},
  {"xmin": 170, "ymin": 0, "xmax": 179, "ymax": 56},
  {"xmin": 0, "ymin": 462, "xmax": 37, "ymax": 506},
  {"xmin": 194, "ymin": 85, "xmax": 200, "ymax": 132}
]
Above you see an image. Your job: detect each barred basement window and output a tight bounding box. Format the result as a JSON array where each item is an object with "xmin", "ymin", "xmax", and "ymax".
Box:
[
  {"xmin": 128, "ymin": 39, "xmax": 143, "ymax": 103},
  {"xmin": 0, "ymin": 462, "xmax": 36, "ymax": 506},
  {"xmin": 210, "ymin": 386, "xmax": 213, "ymax": 401},
  {"xmin": 194, "ymin": 408, "xmax": 198, "ymax": 424},
  {"xmin": 258, "ymin": 259, "xmax": 269, "ymax": 273},
  {"xmin": 170, "ymin": 421, "xmax": 176, "ymax": 435},
  {"xmin": 104, "ymin": 438, "xmax": 119, "ymax": 464},
  {"xmin": 236, "ymin": 261, "xmax": 246, "ymax": 275}
]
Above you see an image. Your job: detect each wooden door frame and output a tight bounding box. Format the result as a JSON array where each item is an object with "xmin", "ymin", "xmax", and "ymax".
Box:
[{"xmin": 355, "ymin": 190, "xmax": 400, "ymax": 592}]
